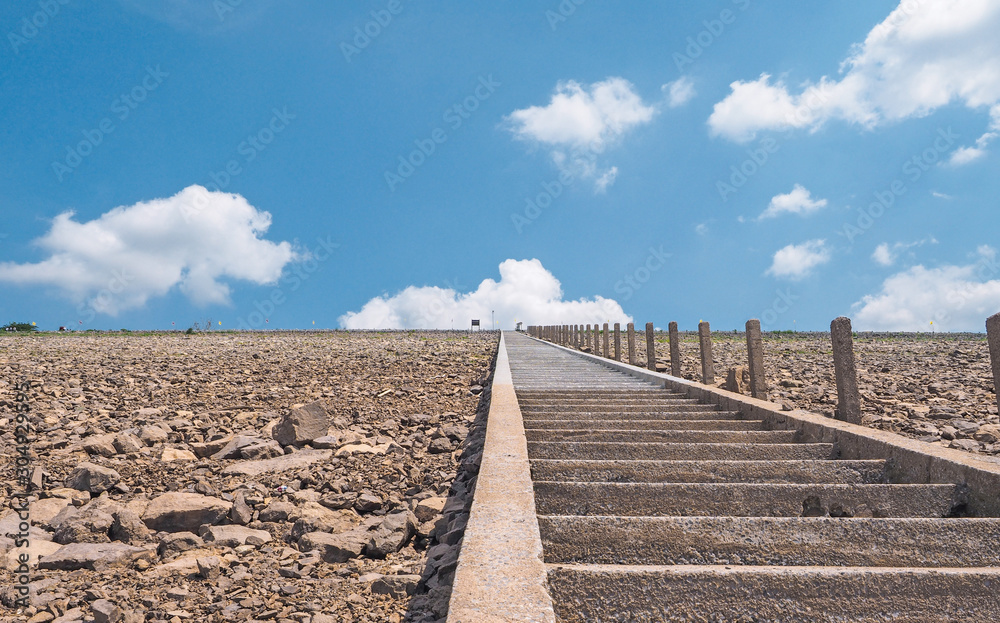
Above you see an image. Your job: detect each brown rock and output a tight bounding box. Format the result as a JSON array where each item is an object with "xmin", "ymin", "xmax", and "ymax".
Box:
[
  {"xmin": 272, "ymin": 401, "xmax": 330, "ymax": 447},
  {"xmin": 299, "ymin": 530, "xmax": 369, "ymax": 563},
  {"xmin": 91, "ymin": 599, "xmax": 121, "ymax": 623},
  {"xmin": 65, "ymin": 463, "xmax": 121, "ymax": 494},
  {"xmin": 82, "ymin": 435, "xmax": 118, "ymax": 457},
  {"xmin": 201, "ymin": 525, "xmax": 271, "ymax": 548},
  {"xmin": 141, "ymin": 493, "xmax": 230, "ymax": 532},
  {"xmin": 38, "ymin": 542, "xmax": 155, "ymax": 571},
  {"xmin": 414, "ymin": 497, "xmax": 447, "ymax": 523},
  {"xmin": 110, "ymin": 508, "xmax": 150, "ymax": 544}
]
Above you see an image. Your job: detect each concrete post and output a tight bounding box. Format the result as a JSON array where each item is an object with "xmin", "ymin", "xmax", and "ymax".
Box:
[
  {"xmin": 602, "ymin": 323, "xmax": 610, "ymax": 359},
  {"xmin": 746, "ymin": 319, "xmax": 767, "ymax": 399},
  {"xmin": 627, "ymin": 323, "xmax": 636, "ymax": 366},
  {"xmin": 585, "ymin": 324, "xmax": 591, "ymax": 350},
  {"xmin": 593, "ymin": 324, "xmax": 601, "ymax": 357},
  {"xmin": 831, "ymin": 316, "xmax": 862, "ymax": 424},
  {"xmin": 668, "ymin": 321, "xmax": 681, "ymax": 377},
  {"xmin": 645, "ymin": 322, "xmax": 656, "ymax": 371},
  {"xmin": 986, "ymin": 313, "xmax": 1000, "ymax": 415},
  {"xmin": 614, "ymin": 323, "xmax": 621, "ymax": 361},
  {"xmin": 698, "ymin": 321, "xmax": 715, "ymax": 385}
]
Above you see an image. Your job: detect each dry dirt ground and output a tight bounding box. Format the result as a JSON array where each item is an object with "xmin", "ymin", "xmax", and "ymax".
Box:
[
  {"xmin": 620, "ymin": 329, "xmax": 999, "ymax": 456},
  {"xmin": 0, "ymin": 331, "xmax": 498, "ymax": 623}
]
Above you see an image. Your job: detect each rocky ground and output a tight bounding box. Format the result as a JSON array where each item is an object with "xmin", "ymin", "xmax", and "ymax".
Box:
[
  {"xmin": 0, "ymin": 331, "xmax": 498, "ymax": 623},
  {"xmin": 614, "ymin": 329, "xmax": 1000, "ymax": 457}
]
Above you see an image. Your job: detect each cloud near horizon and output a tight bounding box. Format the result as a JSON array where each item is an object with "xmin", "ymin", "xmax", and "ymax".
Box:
[
  {"xmin": 709, "ymin": 0, "xmax": 1000, "ymax": 150},
  {"xmin": 506, "ymin": 77, "xmax": 656, "ymax": 191},
  {"xmin": 339, "ymin": 258, "xmax": 632, "ymax": 329},
  {"xmin": 853, "ymin": 246, "xmax": 1000, "ymax": 331},
  {"xmin": 0, "ymin": 185, "xmax": 300, "ymax": 316}
]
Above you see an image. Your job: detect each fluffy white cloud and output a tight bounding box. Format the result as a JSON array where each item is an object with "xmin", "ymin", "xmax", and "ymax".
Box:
[
  {"xmin": 709, "ymin": 1, "xmax": 1000, "ymax": 144},
  {"xmin": 853, "ymin": 246, "xmax": 1000, "ymax": 331},
  {"xmin": 871, "ymin": 238, "xmax": 937, "ymax": 266},
  {"xmin": 872, "ymin": 243, "xmax": 895, "ymax": 267},
  {"xmin": 765, "ymin": 240, "xmax": 831, "ymax": 280},
  {"xmin": 339, "ymin": 259, "xmax": 632, "ymax": 330},
  {"xmin": 506, "ymin": 77, "xmax": 655, "ymax": 191},
  {"xmin": 0, "ymin": 185, "xmax": 300, "ymax": 316},
  {"xmin": 759, "ymin": 184, "xmax": 828, "ymax": 219},
  {"xmin": 663, "ymin": 77, "xmax": 696, "ymax": 108}
]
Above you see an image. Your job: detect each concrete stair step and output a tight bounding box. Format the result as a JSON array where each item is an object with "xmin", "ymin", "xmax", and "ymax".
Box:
[
  {"xmin": 524, "ymin": 429, "xmax": 796, "ymax": 444},
  {"xmin": 533, "ymin": 482, "xmax": 963, "ymax": 518},
  {"xmin": 520, "ymin": 404, "xmax": 720, "ymax": 413},
  {"xmin": 516, "ymin": 391, "xmax": 682, "ymax": 399},
  {"xmin": 529, "ymin": 459, "xmax": 888, "ymax": 484},
  {"xmin": 545, "ymin": 564, "xmax": 1000, "ymax": 622},
  {"xmin": 518, "ymin": 398, "xmax": 697, "ymax": 406},
  {"xmin": 538, "ymin": 515, "xmax": 1000, "ymax": 567},
  {"xmin": 523, "ymin": 419, "xmax": 765, "ymax": 431},
  {"xmin": 528, "ymin": 441, "xmax": 834, "ymax": 461},
  {"xmin": 522, "ymin": 410, "xmax": 743, "ymax": 421}
]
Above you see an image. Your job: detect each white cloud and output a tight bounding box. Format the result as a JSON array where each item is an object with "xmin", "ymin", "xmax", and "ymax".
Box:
[
  {"xmin": 709, "ymin": 1, "xmax": 1000, "ymax": 143},
  {"xmin": 0, "ymin": 185, "xmax": 300, "ymax": 316},
  {"xmin": 853, "ymin": 246, "xmax": 1000, "ymax": 331},
  {"xmin": 695, "ymin": 223, "xmax": 709, "ymax": 236},
  {"xmin": 339, "ymin": 259, "xmax": 632, "ymax": 330},
  {"xmin": 663, "ymin": 77, "xmax": 696, "ymax": 108},
  {"xmin": 872, "ymin": 243, "xmax": 895, "ymax": 266},
  {"xmin": 594, "ymin": 167, "xmax": 618, "ymax": 193},
  {"xmin": 759, "ymin": 184, "xmax": 828, "ymax": 219},
  {"xmin": 871, "ymin": 237, "xmax": 937, "ymax": 266},
  {"xmin": 506, "ymin": 77, "xmax": 656, "ymax": 191},
  {"xmin": 932, "ymin": 191, "xmax": 953, "ymax": 199},
  {"xmin": 948, "ymin": 107, "xmax": 999, "ymax": 164},
  {"xmin": 948, "ymin": 146, "xmax": 986, "ymax": 165},
  {"xmin": 765, "ymin": 240, "xmax": 832, "ymax": 280}
]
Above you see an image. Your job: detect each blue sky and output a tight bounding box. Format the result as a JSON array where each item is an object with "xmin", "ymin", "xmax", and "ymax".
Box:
[{"xmin": 2, "ymin": 0, "xmax": 999, "ymax": 332}]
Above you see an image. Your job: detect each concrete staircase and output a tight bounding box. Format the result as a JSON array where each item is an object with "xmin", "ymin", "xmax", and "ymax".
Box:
[{"xmin": 504, "ymin": 332, "xmax": 1000, "ymax": 621}]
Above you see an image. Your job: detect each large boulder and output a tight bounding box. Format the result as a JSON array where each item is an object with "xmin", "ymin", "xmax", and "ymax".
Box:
[
  {"xmin": 209, "ymin": 435, "xmax": 262, "ymax": 460},
  {"xmin": 298, "ymin": 530, "xmax": 369, "ymax": 563},
  {"xmin": 110, "ymin": 508, "xmax": 150, "ymax": 544},
  {"xmin": 364, "ymin": 511, "xmax": 417, "ymax": 559},
  {"xmin": 157, "ymin": 532, "xmax": 203, "ymax": 557},
  {"xmin": 272, "ymin": 401, "xmax": 330, "ymax": 447},
  {"xmin": 141, "ymin": 493, "xmax": 230, "ymax": 532},
  {"xmin": 201, "ymin": 525, "xmax": 271, "ymax": 548},
  {"xmin": 38, "ymin": 542, "xmax": 155, "ymax": 571},
  {"xmin": 239, "ymin": 439, "xmax": 284, "ymax": 460},
  {"xmin": 52, "ymin": 498, "xmax": 119, "ymax": 544},
  {"xmin": 82, "ymin": 435, "xmax": 118, "ymax": 458},
  {"xmin": 139, "ymin": 425, "xmax": 168, "ymax": 446},
  {"xmin": 65, "ymin": 463, "xmax": 121, "ymax": 494},
  {"xmin": 288, "ymin": 503, "xmax": 360, "ymax": 541},
  {"xmin": 189, "ymin": 436, "xmax": 235, "ymax": 459},
  {"xmin": 258, "ymin": 500, "xmax": 295, "ymax": 523},
  {"xmin": 112, "ymin": 432, "xmax": 144, "ymax": 455}
]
